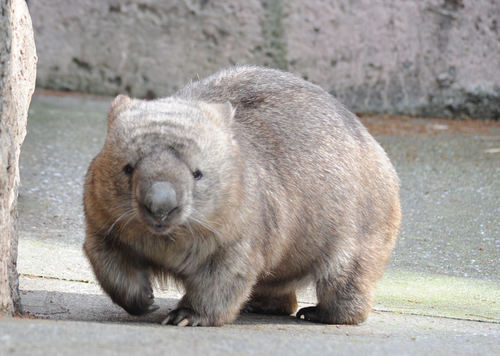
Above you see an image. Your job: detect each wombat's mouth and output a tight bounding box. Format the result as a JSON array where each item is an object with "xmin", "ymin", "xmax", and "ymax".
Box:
[
  {"xmin": 137, "ymin": 204, "xmax": 183, "ymax": 235},
  {"xmin": 147, "ymin": 222, "xmax": 174, "ymax": 235}
]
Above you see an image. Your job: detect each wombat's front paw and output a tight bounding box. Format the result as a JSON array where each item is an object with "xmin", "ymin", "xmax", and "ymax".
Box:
[
  {"xmin": 116, "ymin": 272, "xmax": 158, "ymax": 316},
  {"xmin": 161, "ymin": 308, "xmax": 215, "ymax": 327}
]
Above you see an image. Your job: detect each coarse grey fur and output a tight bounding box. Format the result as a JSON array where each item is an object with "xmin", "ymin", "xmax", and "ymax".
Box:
[{"xmin": 83, "ymin": 66, "xmax": 401, "ymax": 326}]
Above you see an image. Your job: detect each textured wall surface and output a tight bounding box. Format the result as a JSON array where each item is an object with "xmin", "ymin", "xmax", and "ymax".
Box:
[
  {"xmin": 29, "ymin": 0, "xmax": 500, "ymax": 119},
  {"xmin": 0, "ymin": 0, "xmax": 37, "ymax": 315}
]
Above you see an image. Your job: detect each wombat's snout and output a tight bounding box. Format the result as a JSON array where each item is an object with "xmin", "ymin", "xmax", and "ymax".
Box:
[{"xmin": 143, "ymin": 181, "xmax": 178, "ymax": 222}]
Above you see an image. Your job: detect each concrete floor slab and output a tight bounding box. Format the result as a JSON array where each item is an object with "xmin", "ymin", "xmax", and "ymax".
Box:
[{"xmin": 4, "ymin": 92, "xmax": 499, "ymax": 355}]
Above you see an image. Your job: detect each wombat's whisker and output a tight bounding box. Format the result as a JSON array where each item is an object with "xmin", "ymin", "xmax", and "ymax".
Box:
[
  {"xmin": 93, "ymin": 200, "xmax": 134, "ymax": 235},
  {"xmin": 185, "ymin": 220, "xmax": 195, "ymax": 239},
  {"xmin": 117, "ymin": 211, "xmax": 137, "ymax": 235},
  {"xmin": 106, "ymin": 209, "xmax": 135, "ymax": 236},
  {"xmin": 188, "ymin": 214, "xmax": 223, "ymax": 242}
]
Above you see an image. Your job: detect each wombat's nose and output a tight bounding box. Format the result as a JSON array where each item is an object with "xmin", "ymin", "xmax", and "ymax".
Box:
[{"xmin": 143, "ymin": 181, "xmax": 178, "ymax": 221}]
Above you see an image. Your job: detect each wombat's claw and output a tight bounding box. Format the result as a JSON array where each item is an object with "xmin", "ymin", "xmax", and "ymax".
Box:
[
  {"xmin": 296, "ymin": 306, "xmax": 324, "ymax": 323},
  {"xmin": 161, "ymin": 308, "xmax": 202, "ymax": 326}
]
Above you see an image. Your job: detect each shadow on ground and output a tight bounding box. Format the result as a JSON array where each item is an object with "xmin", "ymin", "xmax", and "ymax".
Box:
[{"xmin": 20, "ymin": 289, "xmax": 312, "ymax": 326}]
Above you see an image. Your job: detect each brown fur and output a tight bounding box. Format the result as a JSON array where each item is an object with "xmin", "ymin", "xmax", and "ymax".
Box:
[{"xmin": 83, "ymin": 66, "xmax": 401, "ymax": 326}]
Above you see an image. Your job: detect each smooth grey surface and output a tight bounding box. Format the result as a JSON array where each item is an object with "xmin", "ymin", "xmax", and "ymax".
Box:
[
  {"xmin": 1, "ymin": 311, "xmax": 499, "ymax": 356},
  {"xmin": 18, "ymin": 94, "xmax": 108, "ymax": 245},
  {"xmin": 384, "ymin": 133, "xmax": 500, "ymax": 281},
  {"xmin": 5, "ymin": 275, "xmax": 498, "ymax": 355}
]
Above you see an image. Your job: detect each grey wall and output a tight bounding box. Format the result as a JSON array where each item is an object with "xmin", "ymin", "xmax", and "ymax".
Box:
[{"xmin": 29, "ymin": 0, "xmax": 500, "ymax": 119}]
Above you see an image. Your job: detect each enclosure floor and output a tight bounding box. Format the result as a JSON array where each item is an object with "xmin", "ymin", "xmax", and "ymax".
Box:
[{"xmin": 4, "ymin": 92, "xmax": 499, "ymax": 355}]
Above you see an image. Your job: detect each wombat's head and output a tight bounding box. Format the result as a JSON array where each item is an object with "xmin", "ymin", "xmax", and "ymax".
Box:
[{"xmin": 85, "ymin": 95, "xmax": 240, "ymax": 236}]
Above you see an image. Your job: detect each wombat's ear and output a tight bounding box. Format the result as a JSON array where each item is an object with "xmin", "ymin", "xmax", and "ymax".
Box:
[
  {"xmin": 108, "ymin": 95, "xmax": 133, "ymax": 128},
  {"xmin": 199, "ymin": 102, "xmax": 235, "ymax": 126}
]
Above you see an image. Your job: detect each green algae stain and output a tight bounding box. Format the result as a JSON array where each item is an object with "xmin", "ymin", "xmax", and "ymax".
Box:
[{"xmin": 375, "ymin": 270, "xmax": 500, "ymax": 322}]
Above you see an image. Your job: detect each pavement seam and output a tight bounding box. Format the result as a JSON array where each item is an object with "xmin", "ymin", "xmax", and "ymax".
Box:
[
  {"xmin": 371, "ymin": 308, "xmax": 500, "ymax": 325},
  {"xmin": 20, "ymin": 273, "xmax": 93, "ymax": 284}
]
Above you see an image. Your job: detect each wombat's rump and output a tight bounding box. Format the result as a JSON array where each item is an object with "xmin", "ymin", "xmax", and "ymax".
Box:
[{"xmin": 83, "ymin": 66, "xmax": 401, "ymax": 326}]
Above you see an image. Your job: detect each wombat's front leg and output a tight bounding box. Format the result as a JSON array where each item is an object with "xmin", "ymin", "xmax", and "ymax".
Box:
[
  {"xmin": 162, "ymin": 256, "xmax": 257, "ymax": 326},
  {"xmin": 83, "ymin": 234, "xmax": 158, "ymax": 316}
]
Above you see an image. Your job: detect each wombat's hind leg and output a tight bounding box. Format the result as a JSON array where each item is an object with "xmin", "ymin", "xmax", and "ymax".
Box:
[
  {"xmin": 296, "ymin": 274, "xmax": 373, "ymax": 325},
  {"xmin": 242, "ymin": 291, "xmax": 298, "ymax": 315}
]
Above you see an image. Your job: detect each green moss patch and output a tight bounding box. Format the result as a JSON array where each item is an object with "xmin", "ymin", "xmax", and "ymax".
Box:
[{"xmin": 375, "ymin": 270, "xmax": 500, "ymax": 322}]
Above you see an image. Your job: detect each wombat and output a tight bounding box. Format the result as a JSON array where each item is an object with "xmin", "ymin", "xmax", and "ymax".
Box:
[{"xmin": 83, "ymin": 66, "xmax": 401, "ymax": 326}]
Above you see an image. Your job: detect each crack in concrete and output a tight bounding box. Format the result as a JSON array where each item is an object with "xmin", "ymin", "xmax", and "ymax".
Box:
[{"xmin": 20, "ymin": 273, "xmax": 93, "ymax": 285}]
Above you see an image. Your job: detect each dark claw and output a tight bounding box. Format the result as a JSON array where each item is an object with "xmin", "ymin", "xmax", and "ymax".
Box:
[
  {"xmin": 172, "ymin": 312, "xmax": 187, "ymax": 325},
  {"xmin": 161, "ymin": 307, "xmax": 203, "ymax": 326},
  {"xmin": 296, "ymin": 306, "xmax": 322, "ymax": 323},
  {"xmin": 296, "ymin": 306, "xmax": 362, "ymax": 324}
]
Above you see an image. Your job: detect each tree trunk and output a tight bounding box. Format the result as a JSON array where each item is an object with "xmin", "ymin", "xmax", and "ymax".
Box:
[{"xmin": 0, "ymin": 0, "xmax": 37, "ymax": 316}]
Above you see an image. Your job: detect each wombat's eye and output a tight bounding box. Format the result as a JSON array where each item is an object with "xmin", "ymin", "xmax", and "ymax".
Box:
[
  {"xmin": 193, "ymin": 169, "xmax": 203, "ymax": 180},
  {"xmin": 123, "ymin": 164, "xmax": 134, "ymax": 175}
]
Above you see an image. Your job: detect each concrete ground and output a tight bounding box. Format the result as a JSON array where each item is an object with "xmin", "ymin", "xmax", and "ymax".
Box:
[{"xmin": 1, "ymin": 92, "xmax": 499, "ymax": 355}]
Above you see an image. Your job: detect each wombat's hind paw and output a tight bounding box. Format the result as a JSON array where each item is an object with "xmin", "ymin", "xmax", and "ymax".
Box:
[
  {"xmin": 296, "ymin": 306, "xmax": 325, "ymax": 323},
  {"xmin": 161, "ymin": 307, "xmax": 204, "ymax": 327},
  {"xmin": 296, "ymin": 306, "xmax": 363, "ymax": 325}
]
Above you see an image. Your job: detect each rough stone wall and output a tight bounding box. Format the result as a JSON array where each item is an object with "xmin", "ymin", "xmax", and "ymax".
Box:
[
  {"xmin": 29, "ymin": 0, "xmax": 500, "ymax": 119},
  {"xmin": 0, "ymin": 0, "xmax": 37, "ymax": 315},
  {"xmin": 285, "ymin": 0, "xmax": 500, "ymax": 119}
]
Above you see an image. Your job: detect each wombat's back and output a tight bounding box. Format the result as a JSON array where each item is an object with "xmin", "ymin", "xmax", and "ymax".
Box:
[
  {"xmin": 177, "ymin": 66, "xmax": 398, "ymax": 203},
  {"xmin": 177, "ymin": 66, "xmax": 385, "ymax": 173}
]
